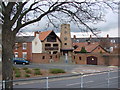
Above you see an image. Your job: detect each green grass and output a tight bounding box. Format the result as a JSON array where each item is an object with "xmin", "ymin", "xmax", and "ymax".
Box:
[
  {"xmin": 49, "ymin": 69, "xmax": 65, "ymax": 74},
  {"xmin": 22, "ymin": 67, "xmax": 28, "ymax": 70},
  {"xmin": 34, "ymin": 70, "xmax": 42, "ymax": 75},
  {"xmin": 15, "ymin": 73, "xmax": 21, "ymax": 77},
  {"xmin": 24, "ymin": 74, "xmax": 30, "ymax": 77},
  {"xmin": 33, "ymin": 68, "xmax": 40, "ymax": 71},
  {"xmin": 25, "ymin": 69, "xmax": 32, "ymax": 74}
]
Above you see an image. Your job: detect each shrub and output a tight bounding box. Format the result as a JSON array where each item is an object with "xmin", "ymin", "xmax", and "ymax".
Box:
[
  {"xmin": 33, "ymin": 68, "xmax": 40, "ymax": 71},
  {"xmin": 80, "ymin": 47, "xmax": 87, "ymax": 53},
  {"xmin": 49, "ymin": 69, "xmax": 65, "ymax": 74},
  {"xmin": 24, "ymin": 74, "xmax": 30, "ymax": 77},
  {"xmin": 15, "ymin": 73, "xmax": 21, "ymax": 78},
  {"xmin": 14, "ymin": 69, "xmax": 21, "ymax": 74},
  {"xmin": 25, "ymin": 69, "xmax": 32, "ymax": 74},
  {"xmin": 34, "ymin": 70, "xmax": 42, "ymax": 75},
  {"xmin": 22, "ymin": 67, "xmax": 28, "ymax": 70}
]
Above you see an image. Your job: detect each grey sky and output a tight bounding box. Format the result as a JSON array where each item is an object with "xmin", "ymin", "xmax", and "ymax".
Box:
[{"xmin": 20, "ymin": 0, "xmax": 118, "ymax": 37}]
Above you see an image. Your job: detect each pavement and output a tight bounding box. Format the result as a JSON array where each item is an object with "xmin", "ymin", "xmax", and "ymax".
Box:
[{"xmin": 70, "ymin": 65, "xmax": 118, "ymax": 74}]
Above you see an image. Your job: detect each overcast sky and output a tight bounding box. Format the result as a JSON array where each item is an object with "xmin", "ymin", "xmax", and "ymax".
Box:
[{"xmin": 20, "ymin": 1, "xmax": 118, "ymax": 38}]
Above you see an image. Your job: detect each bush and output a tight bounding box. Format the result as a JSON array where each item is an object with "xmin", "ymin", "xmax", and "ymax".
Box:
[
  {"xmin": 49, "ymin": 69, "xmax": 65, "ymax": 74},
  {"xmin": 80, "ymin": 47, "xmax": 87, "ymax": 53},
  {"xmin": 34, "ymin": 70, "xmax": 42, "ymax": 75},
  {"xmin": 25, "ymin": 69, "xmax": 32, "ymax": 74},
  {"xmin": 22, "ymin": 67, "xmax": 28, "ymax": 70},
  {"xmin": 14, "ymin": 69, "xmax": 21, "ymax": 74},
  {"xmin": 15, "ymin": 73, "xmax": 21, "ymax": 78},
  {"xmin": 24, "ymin": 74, "xmax": 30, "ymax": 77},
  {"xmin": 33, "ymin": 68, "xmax": 40, "ymax": 71}
]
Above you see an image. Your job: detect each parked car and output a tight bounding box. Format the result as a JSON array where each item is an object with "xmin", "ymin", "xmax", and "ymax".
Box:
[{"xmin": 13, "ymin": 58, "xmax": 30, "ymax": 65}]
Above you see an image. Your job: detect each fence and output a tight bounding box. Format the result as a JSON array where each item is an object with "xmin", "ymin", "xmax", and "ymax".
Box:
[{"xmin": 1, "ymin": 69, "xmax": 119, "ymax": 89}]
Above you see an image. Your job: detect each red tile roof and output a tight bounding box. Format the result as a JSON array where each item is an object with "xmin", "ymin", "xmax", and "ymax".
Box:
[
  {"xmin": 39, "ymin": 30, "xmax": 53, "ymax": 41},
  {"xmin": 73, "ymin": 42, "xmax": 100, "ymax": 52}
]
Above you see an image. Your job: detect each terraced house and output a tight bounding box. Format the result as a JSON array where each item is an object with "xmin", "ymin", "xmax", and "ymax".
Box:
[
  {"xmin": 14, "ymin": 30, "xmax": 61, "ymax": 63},
  {"xmin": 14, "ymin": 24, "xmax": 119, "ymax": 66}
]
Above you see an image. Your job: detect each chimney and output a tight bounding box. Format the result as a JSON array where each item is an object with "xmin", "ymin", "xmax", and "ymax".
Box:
[
  {"xmin": 34, "ymin": 31, "xmax": 39, "ymax": 37},
  {"xmin": 107, "ymin": 34, "xmax": 109, "ymax": 38},
  {"xmin": 73, "ymin": 35, "xmax": 76, "ymax": 39},
  {"xmin": 90, "ymin": 35, "xmax": 92, "ymax": 40}
]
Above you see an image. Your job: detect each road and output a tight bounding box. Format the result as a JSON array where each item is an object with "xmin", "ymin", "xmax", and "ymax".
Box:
[{"xmin": 13, "ymin": 70, "xmax": 119, "ymax": 89}]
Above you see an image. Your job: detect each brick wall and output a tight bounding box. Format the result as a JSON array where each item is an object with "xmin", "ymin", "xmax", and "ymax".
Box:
[
  {"xmin": 32, "ymin": 53, "xmax": 60, "ymax": 63},
  {"xmin": 72, "ymin": 53, "xmax": 119, "ymax": 66}
]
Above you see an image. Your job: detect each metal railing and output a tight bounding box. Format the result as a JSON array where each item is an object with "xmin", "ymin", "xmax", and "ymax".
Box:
[{"xmin": 1, "ymin": 69, "xmax": 119, "ymax": 89}]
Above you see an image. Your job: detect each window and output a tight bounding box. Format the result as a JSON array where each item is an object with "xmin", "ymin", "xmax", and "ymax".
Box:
[
  {"xmin": 56, "ymin": 55, "xmax": 57, "ymax": 58},
  {"xmin": 22, "ymin": 52, "xmax": 27, "ymax": 59},
  {"xmin": 74, "ymin": 56, "xmax": 75, "ymax": 59},
  {"xmin": 22, "ymin": 43, "xmax": 27, "ymax": 50},
  {"xmin": 53, "ymin": 51, "xmax": 57, "ymax": 54},
  {"xmin": 14, "ymin": 52, "xmax": 18, "ymax": 57},
  {"xmin": 50, "ymin": 56, "xmax": 52, "ymax": 59},
  {"xmin": 64, "ymin": 43, "xmax": 67, "ymax": 45},
  {"xmin": 79, "ymin": 57, "xmax": 81, "ymax": 60},
  {"xmin": 15, "ymin": 43, "xmax": 18, "ymax": 50},
  {"xmin": 64, "ymin": 37, "xmax": 67, "ymax": 40},
  {"xmin": 111, "ymin": 39, "xmax": 115, "ymax": 43},
  {"xmin": 76, "ymin": 39, "xmax": 79, "ymax": 42},
  {"xmin": 64, "ymin": 26, "xmax": 67, "ymax": 28},
  {"xmin": 45, "ymin": 44, "xmax": 51, "ymax": 47},
  {"xmin": 42, "ymin": 56, "xmax": 45, "ymax": 59},
  {"xmin": 53, "ymin": 44, "xmax": 58, "ymax": 47}
]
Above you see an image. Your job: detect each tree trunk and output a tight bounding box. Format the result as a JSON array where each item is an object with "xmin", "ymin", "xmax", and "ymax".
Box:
[{"xmin": 2, "ymin": 27, "xmax": 15, "ymax": 89}]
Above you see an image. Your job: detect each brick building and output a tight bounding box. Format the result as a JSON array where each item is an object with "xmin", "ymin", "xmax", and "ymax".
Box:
[{"xmin": 14, "ymin": 30, "xmax": 61, "ymax": 63}]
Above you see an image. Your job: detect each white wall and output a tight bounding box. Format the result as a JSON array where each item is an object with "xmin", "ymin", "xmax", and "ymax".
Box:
[{"xmin": 32, "ymin": 34, "xmax": 42, "ymax": 53}]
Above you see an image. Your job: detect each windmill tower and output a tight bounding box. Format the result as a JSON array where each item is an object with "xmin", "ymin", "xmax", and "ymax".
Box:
[{"xmin": 60, "ymin": 24, "xmax": 73, "ymax": 56}]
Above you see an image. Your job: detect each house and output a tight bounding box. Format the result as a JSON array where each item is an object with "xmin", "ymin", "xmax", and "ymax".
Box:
[
  {"xmin": 14, "ymin": 30, "xmax": 61, "ymax": 63},
  {"xmin": 73, "ymin": 42, "xmax": 108, "ymax": 54}
]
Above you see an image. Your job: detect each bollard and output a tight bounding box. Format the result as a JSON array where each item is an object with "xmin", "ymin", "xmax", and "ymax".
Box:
[
  {"xmin": 46, "ymin": 77, "xmax": 49, "ymax": 89},
  {"xmin": 2, "ymin": 80, "xmax": 5, "ymax": 89},
  {"xmin": 81, "ymin": 74, "xmax": 84, "ymax": 88}
]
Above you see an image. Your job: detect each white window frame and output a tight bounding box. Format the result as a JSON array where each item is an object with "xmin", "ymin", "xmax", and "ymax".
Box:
[
  {"xmin": 14, "ymin": 52, "xmax": 18, "ymax": 58},
  {"xmin": 22, "ymin": 52, "xmax": 27, "ymax": 59},
  {"xmin": 22, "ymin": 43, "xmax": 27, "ymax": 50},
  {"xmin": 111, "ymin": 39, "xmax": 115, "ymax": 43}
]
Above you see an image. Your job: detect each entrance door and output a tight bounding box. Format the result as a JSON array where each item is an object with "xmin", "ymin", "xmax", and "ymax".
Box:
[
  {"xmin": 87, "ymin": 56, "xmax": 97, "ymax": 65},
  {"xmin": 63, "ymin": 51, "xmax": 68, "ymax": 55}
]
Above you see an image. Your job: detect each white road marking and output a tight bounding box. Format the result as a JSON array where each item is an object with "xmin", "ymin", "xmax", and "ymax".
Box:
[
  {"xmin": 84, "ymin": 81, "xmax": 94, "ymax": 84},
  {"xmin": 66, "ymin": 83, "xmax": 81, "ymax": 86},
  {"xmin": 66, "ymin": 81, "xmax": 94, "ymax": 86},
  {"xmin": 107, "ymin": 76, "xmax": 120, "ymax": 80}
]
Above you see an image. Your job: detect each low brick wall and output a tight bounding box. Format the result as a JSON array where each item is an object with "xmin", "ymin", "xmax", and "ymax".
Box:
[
  {"xmin": 72, "ymin": 53, "xmax": 120, "ymax": 66},
  {"xmin": 32, "ymin": 53, "xmax": 60, "ymax": 63}
]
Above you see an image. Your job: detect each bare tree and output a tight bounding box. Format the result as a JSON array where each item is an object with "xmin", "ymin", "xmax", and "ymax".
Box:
[{"xmin": 0, "ymin": 0, "xmax": 118, "ymax": 89}]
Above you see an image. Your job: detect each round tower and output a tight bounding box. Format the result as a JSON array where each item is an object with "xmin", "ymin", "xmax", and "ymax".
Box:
[{"xmin": 60, "ymin": 24, "xmax": 73, "ymax": 56}]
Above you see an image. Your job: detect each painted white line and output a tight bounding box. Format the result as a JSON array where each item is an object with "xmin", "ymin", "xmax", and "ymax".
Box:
[
  {"xmin": 66, "ymin": 81, "xmax": 94, "ymax": 86},
  {"xmin": 107, "ymin": 76, "xmax": 119, "ymax": 79},
  {"xmin": 84, "ymin": 81, "xmax": 94, "ymax": 84},
  {"xmin": 66, "ymin": 83, "xmax": 81, "ymax": 86}
]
